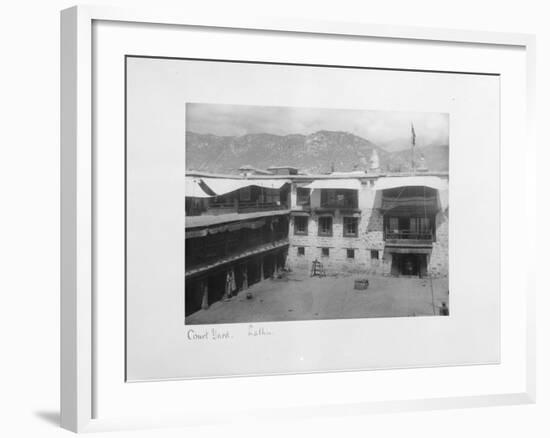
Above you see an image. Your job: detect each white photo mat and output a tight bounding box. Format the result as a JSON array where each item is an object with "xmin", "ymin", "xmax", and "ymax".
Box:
[
  {"xmin": 125, "ymin": 56, "xmax": 498, "ymax": 381},
  {"xmin": 61, "ymin": 5, "xmax": 536, "ymax": 432}
]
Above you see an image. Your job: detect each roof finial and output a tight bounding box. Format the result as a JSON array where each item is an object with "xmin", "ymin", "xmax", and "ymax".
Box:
[{"xmin": 369, "ymin": 149, "xmax": 380, "ymax": 171}]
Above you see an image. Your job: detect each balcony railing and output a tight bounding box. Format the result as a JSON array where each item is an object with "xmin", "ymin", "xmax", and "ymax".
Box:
[
  {"xmin": 314, "ymin": 206, "xmax": 360, "ymax": 215},
  {"xmin": 186, "ymin": 207, "xmax": 206, "ymax": 217},
  {"xmin": 320, "ymin": 201, "xmax": 358, "ymax": 209},
  {"xmin": 237, "ymin": 201, "xmax": 287, "ymax": 213},
  {"xmin": 386, "ymin": 230, "xmax": 433, "ymax": 240},
  {"xmin": 204, "ymin": 200, "xmax": 288, "ymax": 215},
  {"xmin": 205, "ymin": 201, "xmax": 236, "ymax": 215},
  {"xmin": 385, "ymin": 230, "xmax": 434, "ymax": 247}
]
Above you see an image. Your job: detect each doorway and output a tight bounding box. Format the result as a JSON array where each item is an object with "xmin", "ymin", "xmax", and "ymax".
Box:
[{"xmin": 391, "ymin": 253, "xmax": 427, "ymax": 278}]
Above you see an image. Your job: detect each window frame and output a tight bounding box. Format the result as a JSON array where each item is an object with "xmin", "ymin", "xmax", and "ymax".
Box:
[
  {"xmin": 296, "ymin": 187, "xmax": 311, "ymax": 205},
  {"xmin": 343, "ymin": 216, "xmax": 359, "ymax": 237},
  {"xmin": 294, "ymin": 216, "xmax": 309, "ymax": 235},
  {"xmin": 318, "ymin": 216, "xmax": 333, "ymax": 236}
]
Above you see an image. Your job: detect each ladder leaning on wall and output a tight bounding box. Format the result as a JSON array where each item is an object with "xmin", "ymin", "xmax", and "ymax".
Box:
[{"xmin": 310, "ymin": 259, "xmax": 326, "ymax": 277}]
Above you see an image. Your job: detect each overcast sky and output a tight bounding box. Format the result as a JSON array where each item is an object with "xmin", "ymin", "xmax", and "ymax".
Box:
[{"xmin": 187, "ymin": 103, "xmax": 449, "ymax": 150}]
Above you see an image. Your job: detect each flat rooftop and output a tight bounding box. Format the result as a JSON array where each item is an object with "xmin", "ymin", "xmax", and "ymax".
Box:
[{"xmin": 185, "ymin": 170, "xmax": 449, "ymax": 180}]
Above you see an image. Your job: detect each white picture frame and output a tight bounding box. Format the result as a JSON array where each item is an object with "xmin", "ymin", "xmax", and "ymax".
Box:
[{"xmin": 60, "ymin": 4, "xmax": 536, "ymax": 433}]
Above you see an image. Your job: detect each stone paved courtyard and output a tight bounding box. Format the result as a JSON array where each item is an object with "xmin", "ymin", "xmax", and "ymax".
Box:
[{"xmin": 186, "ymin": 271, "xmax": 449, "ymax": 324}]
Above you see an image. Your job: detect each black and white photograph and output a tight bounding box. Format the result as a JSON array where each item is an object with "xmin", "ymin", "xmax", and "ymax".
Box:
[
  {"xmin": 1, "ymin": 0, "xmax": 541, "ymax": 435},
  {"xmin": 125, "ymin": 55, "xmax": 500, "ymax": 382},
  {"xmin": 184, "ymin": 103, "xmax": 449, "ymax": 324}
]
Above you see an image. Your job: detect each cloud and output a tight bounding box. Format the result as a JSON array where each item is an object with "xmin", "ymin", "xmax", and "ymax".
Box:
[{"xmin": 187, "ymin": 103, "xmax": 449, "ymax": 149}]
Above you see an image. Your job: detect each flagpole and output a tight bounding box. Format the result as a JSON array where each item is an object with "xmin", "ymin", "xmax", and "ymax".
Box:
[
  {"xmin": 411, "ymin": 123, "xmax": 416, "ymax": 175},
  {"xmin": 411, "ymin": 143, "xmax": 414, "ymax": 175}
]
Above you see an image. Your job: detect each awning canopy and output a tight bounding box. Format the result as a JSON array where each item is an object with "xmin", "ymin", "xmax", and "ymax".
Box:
[
  {"xmin": 200, "ymin": 178, "xmax": 290, "ymax": 196},
  {"xmin": 185, "ymin": 177, "xmax": 213, "ymax": 198},
  {"xmin": 374, "ymin": 176, "xmax": 448, "ymax": 191},
  {"xmin": 200, "ymin": 178, "xmax": 254, "ymax": 196},
  {"xmin": 249, "ymin": 179, "xmax": 291, "ymax": 189},
  {"xmin": 303, "ymin": 179, "xmax": 361, "ymax": 191},
  {"xmin": 375, "ymin": 176, "xmax": 449, "ymax": 212},
  {"xmin": 381, "ymin": 192, "xmax": 439, "ymax": 212}
]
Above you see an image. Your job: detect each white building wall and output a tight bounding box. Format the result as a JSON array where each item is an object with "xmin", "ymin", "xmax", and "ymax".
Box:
[
  {"xmin": 286, "ymin": 176, "xmax": 449, "ymax": 278},
  {"xmin": 428, "ymin": 209, "xmax": 449, "ymax": 278},
  {"xmin": 287, "ymin": 180, "xmax": 387, "ymax": 275},
  {"xmin": 289, "ymin": 182, "xmax": 297, "ymax": 209}
]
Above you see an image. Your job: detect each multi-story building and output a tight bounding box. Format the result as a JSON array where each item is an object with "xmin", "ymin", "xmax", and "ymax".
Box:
[
  {"xmin": 184, "ymin": 175, "xmax": 291, "ymax": 316},
  {"xmin": 184, "ymin": 169, "xmax": 449, "ymax": 315},
  {"xmin": 287, "ymin": 173, "xmax": 449, "ymax": 278}
]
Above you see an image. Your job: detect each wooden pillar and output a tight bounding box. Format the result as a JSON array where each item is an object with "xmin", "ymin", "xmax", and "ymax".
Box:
[
  {"xmin": 200, "ymin": 280, "xmax": 209, "ymax": 310},
  {"xmin": 223, "ymin": 269, "xmax": 233, "ymax": 300},
  {"xmin": 242, "ymin": 264, "xmax": 248, "ymax": 290},
  {"xmin": 259, "ymin": 256, "xmax": 264, "ymax": 280},
  {"xmin": 280, "ymin": 249, "xmax": 288, "ymax": 272},
  {"xmin": 274, "ymin": 254, "xmax": 280, "ymax": 277}
]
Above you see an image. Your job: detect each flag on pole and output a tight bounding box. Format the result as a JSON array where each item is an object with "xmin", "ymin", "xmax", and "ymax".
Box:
[{"xmin": 411, "ymin": 123, "xmax": 416, "ymax": 147}]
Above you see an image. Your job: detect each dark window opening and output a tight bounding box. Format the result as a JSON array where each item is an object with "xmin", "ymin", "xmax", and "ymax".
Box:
[
  {"xmin": 391, "ymin": 253, "xmax": 428, "ymax": 278},
  {"xmin": 370, "ymin": 250, "xmax": 379, "ymax": 260},
  {"xmin": 297, "ymin": 246, "xmax": 305, "ymax": 256},
  {"xmin": 294, "ymin": 216, "xmax": 308, "ymax": 235},
  {"xmin": 321, "ymin": 247, "xmax": 330, "ymax": 257},
  {"xmin": 385, "ymin": 215, "xmax": 435, "ymax": 241},
  {"xmin": 347, "ymin": 249, "xmax": 355, "ymax": 259},
  {"xmin": 343, "ymin": 217, "xmax": 358, "ymax": 237},
  {"xmin": 320, "ymin": 189, "xmax": 358, "ymax": 209},
  {"xmin": 318, "ymin": 216, "xmax": 333, "ymax": 236},
  {"xmin": 296, "ymin": 187, "xmax": 311, "ymax": 205}
]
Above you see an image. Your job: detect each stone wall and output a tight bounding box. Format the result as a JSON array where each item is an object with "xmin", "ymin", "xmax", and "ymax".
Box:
[
  {"xmin": 288, "ymin": 211, "xmax": 371, "ymax": 274},
  {"xmin": 286, "ymin": 179, "xmax": 449, "ymax": 278},
  {"xmin": 428, "ymin": 209, "xmax": 449, "ymax": 278},
  {"xmin": 287, "ymin": 184, "xmax": 388, "ymax": 275}
]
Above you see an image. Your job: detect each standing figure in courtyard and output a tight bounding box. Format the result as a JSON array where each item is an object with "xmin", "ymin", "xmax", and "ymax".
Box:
[{"xmin": 223, "ymin": 268, "xmax": 237, "ymax": 301}]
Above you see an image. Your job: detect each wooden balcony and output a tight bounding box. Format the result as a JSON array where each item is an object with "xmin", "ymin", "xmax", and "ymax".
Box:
[
  {"xmin": 186, "ymin": 237, "xmax": 290, "ymax": 279},
  {"xmin": 385, "ymin": 230, "xmax": 434, "ymax": 247},
  {"xmin": 237, "ymin": 201, "xmax": 287, "ymax": 214},
  {"xmin": 205, "ymin": 200, "xmax": 288, "ymax": 215},
  {"xmin": 320, "ymin": 201, "xmax": 358, "ymax": 209},
  {"xmin": 314, "ymin": 206, "xmax": 361, "ymax": 215},
  {"xmin": 292, "ymin": 201, "xmax": 311, "ymax": 212}
]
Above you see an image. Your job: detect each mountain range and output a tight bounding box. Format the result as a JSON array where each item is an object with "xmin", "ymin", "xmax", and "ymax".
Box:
[{"xmin": 186, "ymin": 130, "xmax": 448, "ymax": 174}]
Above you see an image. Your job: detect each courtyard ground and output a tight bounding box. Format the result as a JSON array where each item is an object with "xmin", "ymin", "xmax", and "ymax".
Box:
[{"xmin": 186, "ymin": 271, "xmax": 449, "ymax": 324}]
